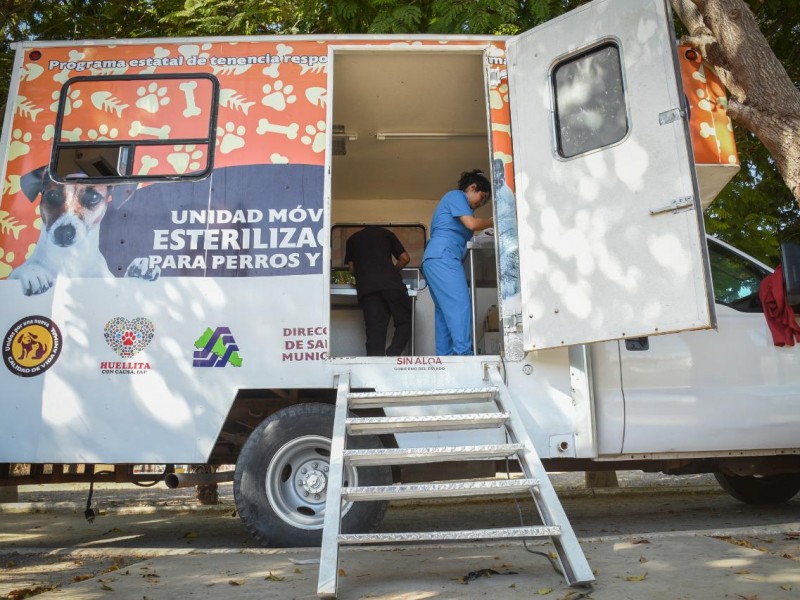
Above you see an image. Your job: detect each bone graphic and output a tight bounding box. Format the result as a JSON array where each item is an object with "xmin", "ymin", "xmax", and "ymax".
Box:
[
  {"xmin": 138, "ymin": 155, "xmax": 159, "ymax": 176},
  {"xmin": 179, "ymin": 81, "xmax": 202, "ymax": 117},
  {"xmin": 129, "ymin": 121, "xmax": 171, "ymax": 139},
  {"xmin": 256, "ymin": 118, "xmax": 299, "ymax": 140},
  {"xmin": 43, "ymin": 125, "xmax": 82, "ymax": 142}
]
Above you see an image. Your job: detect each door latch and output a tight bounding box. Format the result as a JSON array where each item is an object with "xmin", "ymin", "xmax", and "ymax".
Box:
[
  {"xmin": 649, "ymin": 196, "xmax": 694, "ymax": 216},
  {"xmin": 658, "ymin": 107, "xmax": 685, "ymax": 125}
]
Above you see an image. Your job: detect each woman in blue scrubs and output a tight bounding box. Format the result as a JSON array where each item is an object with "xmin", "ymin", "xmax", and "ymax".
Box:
[{"xmin": 423, "ymin": 170, "xmax": 493, "ymax": 355}]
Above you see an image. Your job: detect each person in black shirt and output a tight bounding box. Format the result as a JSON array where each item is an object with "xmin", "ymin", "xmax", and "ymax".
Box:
[{"xmin": 345, "ymin": 226, "xmax": 412, "ymax": 356}]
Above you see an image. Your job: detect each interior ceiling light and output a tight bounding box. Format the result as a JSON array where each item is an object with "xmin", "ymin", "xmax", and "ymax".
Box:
[{"xmin": 375, "ymin": 132, "xmax": 485, "ymax": 141}]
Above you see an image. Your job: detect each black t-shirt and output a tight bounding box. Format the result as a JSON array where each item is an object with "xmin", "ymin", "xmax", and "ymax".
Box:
[{"xmin": 344, "ymin": 226, "xmax": 407, "ymax": 297}]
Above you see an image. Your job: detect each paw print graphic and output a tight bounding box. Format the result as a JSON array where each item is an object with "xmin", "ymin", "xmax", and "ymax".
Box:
[
  {"xmin": 50, "ymin": 88, "xmax": 83, "ymax": 115},
  {"xmin": 88, "ymin": 124, "xmax": 119, "ymax": 141},
  {"xmin": 0, "ymin": 248, "xmax": 16, "ymax": 278},
  {"xmin": 301, "ymin": 121, "xmax": 327, "ymax": 154},
  {"xmin": 216, "ymin": 122, "xmax": 246, "ymax": 154},
  {"xmin": 490, "ymin": 83, "xmax": 509, "ymax": 110},
  {"xmin": 8, "ymin": 129, "xmax": 32, "ymax": 161},
  {"xmin": 121, "ymin": 331, "xmax": 137, "ymax": 346},
  {"xmin": 168, "ymin": 144, "xmax": 205, "ymax": 174},
  {"xmin": 262, "ymin": 81, "xmax": 297, "ymax": 111},
  {"xmin": 136, "ymin": 82, "xmax": 170, "ymax": 114}
]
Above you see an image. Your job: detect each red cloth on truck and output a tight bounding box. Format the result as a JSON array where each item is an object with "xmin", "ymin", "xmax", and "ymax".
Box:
[{"xmin": 758, "ymin": 264, "xmax": 800, "ymax": 347}]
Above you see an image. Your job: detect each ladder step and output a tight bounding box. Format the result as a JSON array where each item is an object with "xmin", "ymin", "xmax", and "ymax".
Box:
[
  {"xmin": 346, "ymin": 412, "xmax": 509, "ymax": 435},
  {"xmin": 347, "ymin": 387, "xmax": 498, "ymax": 408},
  {"xmin": 338, "ymin": 525, "xmax": 561, "ymax": 545},
  {"xmin": 341, "ymin": 478, "xmax": 539, "ymax": 501},
  {"xmin": 344, "ymin": 444, "xmax": 524, "ymax": 466}
]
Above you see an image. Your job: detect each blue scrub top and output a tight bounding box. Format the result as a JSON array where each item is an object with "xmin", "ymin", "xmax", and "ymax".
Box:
[{"xmin": 423, "ymin": 190, "xmax": 473, "ymax": 260}]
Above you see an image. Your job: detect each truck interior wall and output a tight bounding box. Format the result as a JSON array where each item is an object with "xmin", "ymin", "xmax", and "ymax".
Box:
[{"xmin": 328, "ymin": 49, "xmax": 498, "ymax": 358}]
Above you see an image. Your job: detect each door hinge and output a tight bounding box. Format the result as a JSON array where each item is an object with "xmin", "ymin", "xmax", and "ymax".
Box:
[
  {"xmin": 649, "ymin": 196, "xmax": 694, "ymax": 216},
  {"xmin": 488, "ymin": 67, "xmax": 504, "ymax": 87},
  {"xmin": 503, "ymin": 314, "xmax": 523, "ymax": 332},
  {"xmin": 658, "ymin": 107, "xmax": 685, "ymax": 125}
]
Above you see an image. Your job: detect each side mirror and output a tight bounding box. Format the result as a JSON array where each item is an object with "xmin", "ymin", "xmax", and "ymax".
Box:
[{"xmin": 780, "ymin": 242, "xmax": 800, "ymax": 306}]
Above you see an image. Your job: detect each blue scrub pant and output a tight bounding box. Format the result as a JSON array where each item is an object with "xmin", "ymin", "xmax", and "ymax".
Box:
[{"xmin": 423, "ymin": 255, "xmax": 473, "ymax": 355}]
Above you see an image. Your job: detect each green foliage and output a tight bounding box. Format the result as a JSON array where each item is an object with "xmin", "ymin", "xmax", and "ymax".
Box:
[
  {"xmin": 1, "ymin": 0, "xmax": 799, "ymax": 264},
  {"xmin": 703, "ymin": 0, "xmax": 800, "ymax": 264},
  {"xmin": 705, "ymin": 128, "xmax": 800, "ymax": 266}
]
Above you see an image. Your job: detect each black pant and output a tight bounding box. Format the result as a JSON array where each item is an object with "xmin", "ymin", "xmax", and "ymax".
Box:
[{"xmin": 358, "ymin": 288, "xmax": 412, "ymax": 356}]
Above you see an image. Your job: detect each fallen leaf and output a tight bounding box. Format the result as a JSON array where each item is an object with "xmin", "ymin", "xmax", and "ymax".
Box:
[
  {"xmin": 639, "ymin": 556, "xmax": 648, "ymax": 564},
  {"xmin": 630, "ymin": 538, "xmax": 650, "ymax": 545},
  {"xmin": 7, "ymin": 585, "xmax": 57, "ymax": 600},
  {"xmin": 73, "ymin": 574, "xmax": 93, "ymax": 582},
  {"xmin": 104, "ymin": 565, "xmax": 119, "ymax": 572},
  {"xmin": 228, "ymin": 579, "xmax": 245, "ymax": 586},
  {"xmin": 537, "ymin": 587, "xmax": 553, "ymax": 595},
  {"xmin": 183, "ymin": 531, "xmax": 198, "ymax": 539},
  {"xmin": 734, "ymin": 570, "xmax": 752, "ymax": 575},
  {"xmin": 623, "ymin": 572, "xmax": 648, "ymax": 582},
  {"xmin": 549, "ymin": 551, "xmax": 558, "ymax": 560},
  {"xmin": 338, "ymin": 568, "xmax": 347, "ymax": 577},
  {"xmin": 265, "ymin": 572, "xmax": 284, "ymax": 581},
  {"xmin": 100, "ymin": 584, "xmax": 113, "ymax": 591},
  {"xmin": 781, "ymin": 585, "xmax": 793, "ymax": 591},
  {"xmin": 509, "ymin": 583, "xmax": 517, "ymax": 588},
  {"xmin": 294, "ymin": 567, "xmax": 302, "ymax": 574}
]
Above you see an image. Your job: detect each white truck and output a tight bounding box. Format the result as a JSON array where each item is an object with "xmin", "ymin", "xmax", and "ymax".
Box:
[{"xmin": 1, "ymin": 0, "xmax": 799, "ymax": 556}]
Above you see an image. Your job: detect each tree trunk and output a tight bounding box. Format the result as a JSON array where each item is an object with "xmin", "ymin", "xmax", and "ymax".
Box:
[{"xmin": 671, "ymin": 0, "xmax": 800, "ymax": 205}]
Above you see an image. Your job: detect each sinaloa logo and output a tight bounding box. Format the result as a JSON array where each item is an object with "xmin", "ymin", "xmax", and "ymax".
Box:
[
  {"xmin": 193, "ymin": 327, "xmax": 243, "ymax": 367},
  {"xmin": 3, "ymin": 315, "xmax": 62, "ymax": 377}
]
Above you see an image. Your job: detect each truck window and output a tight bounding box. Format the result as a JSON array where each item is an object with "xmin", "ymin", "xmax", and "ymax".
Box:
[
  {"xmin": 51, "ymin": 74, "xmax": 219, "ymax": 182},
  {"xmin": 552, "ymin": 41, "xmax": 628, "ymax": 159},
  {"xmin": 708, "ymin": 239, "xmax": 768, "ymax": 313}
]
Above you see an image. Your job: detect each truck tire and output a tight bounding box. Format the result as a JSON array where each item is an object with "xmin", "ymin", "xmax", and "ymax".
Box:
[
  {"xmin": 714, "ymin": 472, "xmax": 800, "ymax": 504},
  {"xmin": 233, "ymin": 402, "xmax": 391, "ymax": 547}
]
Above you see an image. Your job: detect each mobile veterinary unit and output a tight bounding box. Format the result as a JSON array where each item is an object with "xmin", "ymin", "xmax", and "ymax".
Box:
[{"xmin": 2, "ymin": 0, "xmax": 799, "ymax": 595}]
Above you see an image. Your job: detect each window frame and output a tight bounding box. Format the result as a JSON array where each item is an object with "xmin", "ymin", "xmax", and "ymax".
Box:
[
  {"xmin": 50, "ymin": 73, "xmax": 220, "ymax": 184},
  {"xmin": 550, "ymin": 38, "xmax": 631, "ymax": 161},
  {"xmin": 707, "ymin": 237, "xmax": 770, "ymax": 313}
]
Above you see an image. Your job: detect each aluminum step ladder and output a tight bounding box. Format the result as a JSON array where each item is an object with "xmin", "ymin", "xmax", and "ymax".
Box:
[{"xmin": 317, "ymin": 367, "xmax": 594, "ymax": 598}]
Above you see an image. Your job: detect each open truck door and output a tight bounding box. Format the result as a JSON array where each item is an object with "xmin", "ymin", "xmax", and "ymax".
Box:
[{"xmin": 506, "ymin": 0, "xmax": 715, "ymax": 350}]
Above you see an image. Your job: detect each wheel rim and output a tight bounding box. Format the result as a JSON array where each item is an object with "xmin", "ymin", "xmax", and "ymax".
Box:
[{"xmin": 265, "ymin": 434, "xmax": 357, "ymax": 530}]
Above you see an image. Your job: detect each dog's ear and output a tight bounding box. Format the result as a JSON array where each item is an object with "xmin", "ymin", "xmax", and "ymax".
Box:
[{"xmin": 20, "ymin": 166, "xmax": 50, "ymax": 202}]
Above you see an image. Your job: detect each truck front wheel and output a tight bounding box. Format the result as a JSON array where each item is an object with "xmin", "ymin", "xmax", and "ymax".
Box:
[
  {"xmin": 233, "ymin": 402, "xmax": 391, "ymax": 547},
  {"xmin": 714, "ymin": 472, "xmax": 800, "ymax": 504}
]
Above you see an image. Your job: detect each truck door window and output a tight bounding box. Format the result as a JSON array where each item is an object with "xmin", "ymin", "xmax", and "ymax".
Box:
[
  {"xmin": 552, "ymin": 42, "xmax": 628, "ymax": 159},
  {"xmin": 708, "ymin": 240, "xmax": 768, "ymax": 312},
  {"xmin": 51, "ymin": 74, "xmax": 219, "ymax": 183}
]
